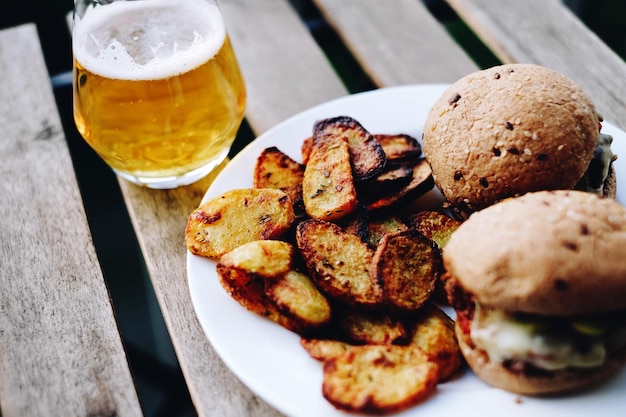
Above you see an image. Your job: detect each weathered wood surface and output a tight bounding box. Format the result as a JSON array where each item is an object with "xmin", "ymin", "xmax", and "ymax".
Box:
[
  {"xmin": 116, "ymin": 1, "xmax": 348, "ymax": 416},
  {"xmin": 3, "ymin": 1, "xmax": 626, "ymax": 416},
  {"xmin": 313, "ymin": 0, "xmax": 479, "ymax": 85},
  {"xmin": 447, "ymin": 0, "xmax": 626, "ymax": 131},
  {"xmin": 0, "ymin": 24, "xmax": 142, "ymax": 417}
]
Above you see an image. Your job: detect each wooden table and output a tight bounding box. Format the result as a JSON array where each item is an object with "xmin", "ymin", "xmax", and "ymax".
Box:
[{"xmin": 1, "ymin": 0, "xmax": 625, "ymax": 416}]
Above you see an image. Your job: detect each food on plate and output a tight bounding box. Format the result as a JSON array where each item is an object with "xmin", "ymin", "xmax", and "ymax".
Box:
[
  {"xmin": 321, "ymin": 344, "xmax": 439, "ymax": 414},
  {"xmin": 408, "ymin": 303, "xmax": 462, "ymax": 382},
  {"xmin": 300, "ymin": 338, "xmax": 353, "ymax": 361},
  {"xmin": 217, "ymin": 239, "xmax": 293, "ymax": 278},
  {"xmin": 422, "ymin": 63, "xmax": 617, "ymax": 218},
  {"xmin": 443, "ymin": 190, "xmax": 626, "ymax": 394},
  {"xmin": 335, "ymin": 309, "xmax": 409, "ymax": 345},
  {"xmin": 253, "ymin": 146, "xmax": 305, "ymax": 190},
  {"xmin": 371, "ymin": 229, "xmax": 441, "ymax": 312},
  {"xmin": 187, "ymin": 115, "xmax": 464, "ymax": 414},
  {"xmin": 302, "ymin": 120, "xmax": 360, "ymax": 221},
  {"xmin": 316, "ymin": 116, "xmax": 387, "ymax": 181},
  {"xmin": 185, "ymin": 187, "xmax": 296, "ymax": 258},
  {"xmin": 296, "ymin": 219, "xmax": 384, "ymax": 309},
  {"xmin": 266, "ymin": 270, "xmax": 332, "ymax": 329},
  {"xmin": 217, "ymin": 240, "xmax": 331, "ymax": 334},
  {"xmin": 301, "ymin": 302, "xmax": 461, "ymax": 413},
  {"xmin": 408, "ymin": 210, "xmax": 462, "ymax": 303},
  {"xmin": 374, "ymin": 133, "xmax": 422, "ymax": 162},
  {"xmin": 361, "ymin": 159, "xmax": 434, "ymax": 213},
  {"xmin": 366, "ymin": 215, "xmax": 409, "ymax": 248},
  {"xmin": 408, "ymin": 210, "xmax": 461, "ymax": 250},
  {"xmin": 253, "ymin": 146, "xmax": 305, "ymax": 217}
]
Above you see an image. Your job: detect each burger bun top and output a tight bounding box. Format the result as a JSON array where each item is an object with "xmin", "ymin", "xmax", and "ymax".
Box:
[
  {"xmin": 443, "ymin": 190, "xmax": 626, "ymax": 315},
  {"xmin": 423, "ymin": 64, "xmax": 599, "ymax": 213}
]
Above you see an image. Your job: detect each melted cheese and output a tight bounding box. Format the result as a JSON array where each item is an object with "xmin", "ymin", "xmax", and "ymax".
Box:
[{"xmin": 471, "ymin": 305, "xmax": 606, "ymax": 370}]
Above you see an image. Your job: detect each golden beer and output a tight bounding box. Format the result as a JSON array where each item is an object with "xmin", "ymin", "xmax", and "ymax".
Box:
[{"xmin": 72, "ymin": 0, "xmax": 246, "ymax": 188}]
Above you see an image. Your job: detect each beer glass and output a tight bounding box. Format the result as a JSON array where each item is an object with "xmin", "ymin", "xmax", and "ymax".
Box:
[{"xmin": 72, "ymin": 0, "xmax": 246, "ymax": 188}]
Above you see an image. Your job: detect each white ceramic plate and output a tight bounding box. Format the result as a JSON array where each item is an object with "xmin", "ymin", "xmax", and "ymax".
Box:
[{"xmin": 187, "ymin": 85, "xmax": 626, "ymax": 417}]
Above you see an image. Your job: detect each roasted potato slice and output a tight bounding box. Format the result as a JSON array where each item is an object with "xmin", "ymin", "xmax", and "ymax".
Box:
[
  {"xmin": 300, "ymin": 338, "xmax": 354, "ymax": 361},
  {"xmin": 336, "ymin": 203, "xmax": 369, "ymax": 242},
  {"xmin": 296, "ymin": 219, "xmax": 383, "ymax": 309},
  {"xmin": 185, "ymin": 188, "xmax": 295, "ymax": 258},
  {"xmin": 253, "ymin": 147, "xmax": 306, "ymax": 218},
  {"xmin": 408, "ymin": 210, "xmax": 461, "ymax": 249},
  {"xmin": 218, "ymin": 244, "xmax": 329, "ymax": 334},
  {"xmin": 218, "ymin": 240, "xmax": 293, "ymax": 278},
  {"xmin": 336, "ymin": 309, "xmax": 408, "ymax": 345},
  {"xmin": 364, "ymin": 159, "xmax": 434, "ymax": 213},
  {"xmin": 302, "ymin": 131, "xmax": 358, "ymax": 221},
  {"xmin": 366, "ymin": 215, "xmax": 408, "ymax": 249},
  {"xmin": 216, "ymin": 262, "xmax": 303, "ymax": 332},
  {"xmin": 266, "ymin": 270, "xmax": 332, "ymax": 329},
  {"xmin": 375, "ymin": 133, "xmax": 421, "ymax": 162},
  {"xmin": 315, "ymin": 116, "xmax": 386, "ymax": 182},
  {"xmin": 408, "ymin": 304, "xmax": 462, "ymax": 382},
  {"xmin": 371, "ymin": 229, "xmax": 441, "ymax": 312},
  {"xmin": 408, "ymin": 211, "xmax": 462, "ymax": 303},
  {"xmin": 364, "ymin": 164, "xmax": 414, "ymax": 196},
  {"xmin": 322, "ymin": 345, "xmax": 439, "ymax": 414},
  {"xmin": 301, "ymin": 136, "xmax": 313, "ymax": 165},
  {"xmin": 253, "ymin": 146, "xmax": 304, "ymax": 189}
]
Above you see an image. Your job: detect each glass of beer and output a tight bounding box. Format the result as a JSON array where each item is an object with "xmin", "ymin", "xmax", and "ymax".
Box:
[{"xmin": 72, "ymin": 0, "xmax": 246, "ymax": 188}]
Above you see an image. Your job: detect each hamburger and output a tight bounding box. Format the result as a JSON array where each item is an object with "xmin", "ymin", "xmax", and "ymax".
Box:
[
  {"xmin": 422, "ymin": 63, "xmax": 617, "ymax": 218},
  {"xmin": 443, "ymin": 190, "xmax": 626, "ymax": 395}
]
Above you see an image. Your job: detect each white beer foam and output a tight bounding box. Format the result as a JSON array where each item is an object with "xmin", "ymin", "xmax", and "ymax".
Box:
[{"xmin": 73, "ymin": 0, "xmax": 226, "ymax": 80}]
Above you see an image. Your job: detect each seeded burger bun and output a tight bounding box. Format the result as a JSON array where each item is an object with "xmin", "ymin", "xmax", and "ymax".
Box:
[
  {"xmin": 443, "ymin": 190, "xmax": 626, "ymax": 395},
  {"xmin": 423, "ymin": 63, "xmax": 616, "ymax": 217}
]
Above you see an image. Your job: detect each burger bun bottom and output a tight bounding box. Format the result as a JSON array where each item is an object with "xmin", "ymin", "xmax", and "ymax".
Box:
[{"xmin": 456, "ymin": 324, "xmax": 626, "ymax": 395}]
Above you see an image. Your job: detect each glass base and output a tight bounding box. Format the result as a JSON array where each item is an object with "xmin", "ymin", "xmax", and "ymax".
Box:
[{"xmin": 113, "ymin": 149, "xmax": 229, "ymax": 189}]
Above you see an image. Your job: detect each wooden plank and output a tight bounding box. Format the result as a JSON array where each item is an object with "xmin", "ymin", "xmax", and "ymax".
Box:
[
  {"xmin": 313, "ymin": 0, "xmax": 478, "ymax": 86},
  {"xmin": 446, "ymin": 0, "xmax": 626, "ymax": 130},
  {"xmin": 118, "ymin": 172, "xmax": 287, "ymax": 417},
  {"xmin": 116, "ymin": 1, "xmax": 349, "ymax": 416},
  {"xmin": 0, "ymin": 25, "xmax": 142, "ymax": 417}
]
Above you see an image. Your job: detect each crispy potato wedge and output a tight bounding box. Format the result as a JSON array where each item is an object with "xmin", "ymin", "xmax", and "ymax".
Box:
[
  {"xmin": 218, "ymin": 240, "xmax": 294, "ymax": 278},
  {"xmin": 296, "ymin": 219, "xmax": 383, "ymax": 309},
  {"xmin": 364, "ymin": 159, "xmax": 434, "ymax": 213},
  {"xmin": 371, "ymin": 229, "xmax": 441, "ymax": 312},
  {"xmin": 315, "ymin": 116, "xmax": 386, "ymax": 182},
  {"xmin": 322, "ymin": 345, "xmax": 439, "ymax": 414},
  {"xmin": 408, "ymin": 210, "xmax": 461, "ymax": 249},
  {"xmin": 408, "ymin": 211, "xmax": 462, "ymax": 303},
  {"xmin": 336, "ymin": 309, "xmax": 408, "ymax": 345},
  {"xmin": 302, "ymin": 131, "xmax": 358, "ymax": 221},
  {"xmin": 266, "ymin": 270, "xmax": 332, "ymax": 329},
  {"xmin": 301, "ymin": 136, "xmax": 313, "ymax": 165},
  {"xmin": 300, "ymin": 338, "xmax": 354, "ymax": 361},
  {"xmin": 408, "ymin": 304, "xmax": 463, "ymax": 381},
  {"xmin": 253, "ymin": 147, "xmax": 306, "ymax": 218},
  {"xmin": 218, "ymin": 249, "xmax": 329, "ymax": 334},
  {"xmin": 253, "ymin": 146, "xmax": 305, "ymax": 189},
  {"xmin": 375, "ymin": 133, "xmax": 422, "ymax": 162},
  {"xmin": 366, "ymin": 216, "xmax": 408, "ymax": 249},
  {"xmin": 186, "ymin": 188, "xmax": 296, "ymax": 258},
  {"xmin": 216, "ymin": 263, "xmax": 303, "ymax": 332},
  {"xmin": 336, "ymin": 203, "xmax": 369, "ymax": 242},
  {"xmin": 364, "ymin": 164, "xmax": 414, "ymax": 195}
]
